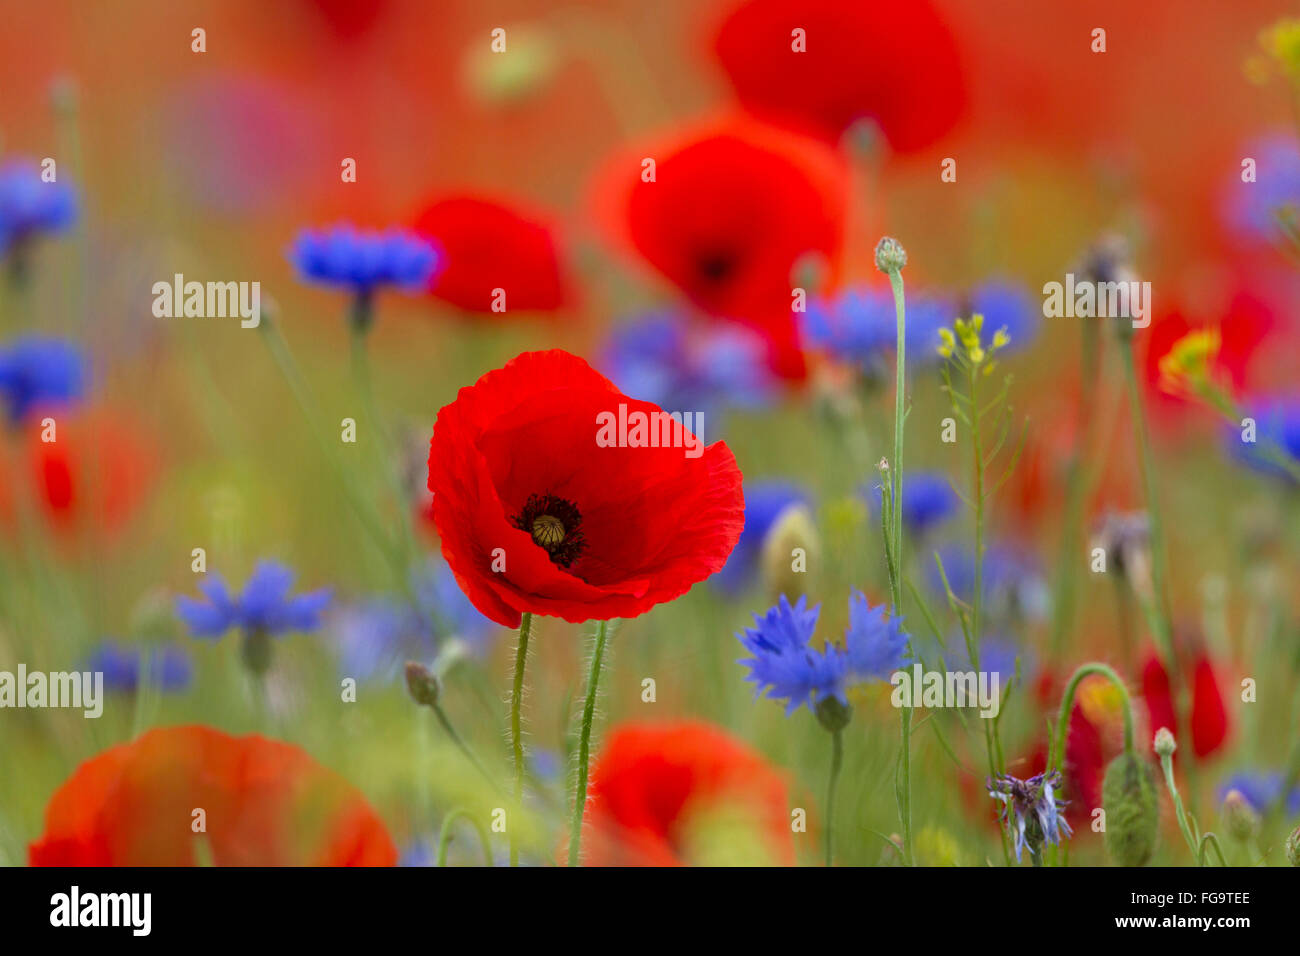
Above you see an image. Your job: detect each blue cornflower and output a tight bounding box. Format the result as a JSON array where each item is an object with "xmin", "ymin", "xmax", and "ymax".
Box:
[
  {"xmin": 988, "ymin": 770, "xmax": 1072, "ymax": 863},
  {"xmin": 865, "ymin": 470, "xmax": 959, "ymax": 535},
  {"xmin": 81, "ymin": 641, "xmax": 193, "ymax": 693},
  {"xmin": 332, "ymin": 561, "xmax": 498, "ymax": 682},
  {"xmin": 1225, "ymin": 395, "xmax": 1300, "ymax": 482},
  {"xmin": 1221, "ymin": 134, "xmax": 1300, "ymax": 243},
  {"xmin": 289, "ymin": 224, "xmax": 441, "ymax": 294},
  {"xmin": 0, "ymin": 159, "xmax": 78, "ymax": 256},
  {"xmin": 599, "ymin": 311, "xmax": 775, "ymax": 421},
  {"xmin": 737, "ymin": 592, "xmax": 908, "ymax": 717},
  {"xmin": 801, "ymin": 286, "xmax": 957, "ymax": 372},
  {"xmin": 0, "ymin": 335, "xmax": 88, "ymax": 423},
  {"xmin": 1216, "ymin": 772, "xmax": 1300, "ymax": 817},
  {"xmin": 176, "ymin": 560, "xmax": 331, "ymax": 639},
  {"xmin": 711, "ymin": 479, "xmax": 811, "ymax": 595}
]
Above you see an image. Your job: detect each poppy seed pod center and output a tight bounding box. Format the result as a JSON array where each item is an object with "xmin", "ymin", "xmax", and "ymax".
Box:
[{"xmin": 512, "ymin": 492, "xmax": 586, "ymax": 568}]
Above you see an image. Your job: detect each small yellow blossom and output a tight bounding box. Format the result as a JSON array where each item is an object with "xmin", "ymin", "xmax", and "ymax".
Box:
[{"xmin": 1157, "ymin": 327, "xmax": 1221, "ymax": 396}]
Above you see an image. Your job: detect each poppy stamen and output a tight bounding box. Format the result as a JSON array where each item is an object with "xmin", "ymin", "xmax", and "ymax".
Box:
[{"xmin": 512, "ymin": 493, "xmax": 586, "ymax": 567}]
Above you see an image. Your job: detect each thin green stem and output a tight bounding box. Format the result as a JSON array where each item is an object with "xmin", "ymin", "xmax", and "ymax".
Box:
[
  {"xmin": 509, "ymin": 612, "xmax": 533, "ymax": 867},
  {"xmin": 568, "ymin": 619, "xmax": 611, "ymax": 867},
  {"xmin": 1052, "ymin": 662, "xmax": 1136, "ymax": 768},
  {"xmin": 1198, "ymin": 831, "xmax": 1227, "ymax": 867},
  {"xmin": 431, "ymin": 701, "xmax": 502, "ymax": 797},
  {"xmin": 825, "ymin": 727, "xmax": 843, "ymax": 867},
  {"xmin": 437, "ymin": 808, "xmax": 494, "ymax": 867},
  {"xmin": 883, "ymin": 265, "xmax": 913, "ymax": 867},
  {"xmin": 1159, "ymin": 752, "xmax": 1203, "ymax": 863}
]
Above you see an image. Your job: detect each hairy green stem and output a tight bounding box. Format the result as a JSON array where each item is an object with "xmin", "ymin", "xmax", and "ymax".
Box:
[
  {"xmin": 509, "ymin": 612, "xmax": 532, "ymax": 867},
  {"xmin": 568, "ymin": 619, "xmax": 611, "ymax": 866},
  {"xmin": 1052, "ymin": 662, "xmax": 1137, "ymax": 768}
]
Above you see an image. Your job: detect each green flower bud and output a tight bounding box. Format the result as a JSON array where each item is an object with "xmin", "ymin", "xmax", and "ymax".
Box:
[
  {"xmin": 874, "ymin": 236, "xmax": 907, "ymax": 274},
  {"xmin": 1152, "ymin": 726, "xmax": 1177, "ymax": 758},
  {"xmin": 404, "ymin": 661, "xmax": 440, "ymax": 708},
  {"xmin": 814, "ymin": 695, "xmax": 852, "ymax": 733},
  {"xmin": 1285, "ymin": 825, "xmax": 1300, "ymax": 866},
  {"xmin": 760, "ymin": 503, "xmax": 819, "ymax": 604},
  {"xmin": 1102, "ymin": 752, "xmax": 1159, "ymax": 866},
  {"xmin": 1221, "ymin": 789, "xmax": 1261, "ymax": 842}
]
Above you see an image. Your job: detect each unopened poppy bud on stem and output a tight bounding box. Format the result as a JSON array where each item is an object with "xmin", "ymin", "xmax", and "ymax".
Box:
[
  {"xmin": 405, "ymin": 661, "xmax": 440, "ymax": 708},
  {"xmin": 1102, "ymin": 751, "xmax": 1159, "ymax": 866},
  {"xmin": 874, "ymin": 236, "xmax": 907, "ymax": 274}
]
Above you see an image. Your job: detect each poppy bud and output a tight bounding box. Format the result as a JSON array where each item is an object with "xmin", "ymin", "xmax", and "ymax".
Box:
[
  {"xmin": 1286, "ymin": 825, "xmax": 1300, "ymax": 867},
  {"xmin": 1221, "ymin": 789, "xmax": 1260, "ymax": 842},
  {"xmin": 1102, "ymin": 752, "xmax": 1159, "ymax": 866},
  {"xmin": 760, "ymin": 503, "xmax": 819, "ymax": 603},
  {"xmin": 405, "ymin": 661, "xmax": 440, "ymax": 708}
]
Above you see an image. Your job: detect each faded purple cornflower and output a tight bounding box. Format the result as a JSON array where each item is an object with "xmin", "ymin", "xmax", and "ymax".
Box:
[{"xmin": 988, "ymin": 770, "xmax": 1072, "ymax": 863}]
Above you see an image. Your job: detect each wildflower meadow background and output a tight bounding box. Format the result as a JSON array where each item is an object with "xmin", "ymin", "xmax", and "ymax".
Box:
[{"xmin": 2, "ymin": 0, "xmax": 1300, "ymax": 870}]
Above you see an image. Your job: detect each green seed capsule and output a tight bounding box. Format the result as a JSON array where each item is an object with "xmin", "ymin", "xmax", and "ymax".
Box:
[{"xmin": 1102, "ymin": 752, "xmax": 1159, "ymax": 866}]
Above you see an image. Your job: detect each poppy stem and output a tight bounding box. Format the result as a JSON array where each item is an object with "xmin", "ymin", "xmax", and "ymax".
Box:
[
  {"xmin": 509, "ymin": 612, "xmax": 532, "ymax": 867},
  {"xmin": 825, "ymin": 726, "xmax": 843, "ymax": 867},
  {"xmin": 437, "ymin": 807, "xmax": 494, "ymax": 867},
  {"xmin": 1051, "ymin": 662, "xmax": 1137, "ymax": 768},
  {"xmin": 568, "ymin": 618, "xmax": 611, "ymax": 866}
]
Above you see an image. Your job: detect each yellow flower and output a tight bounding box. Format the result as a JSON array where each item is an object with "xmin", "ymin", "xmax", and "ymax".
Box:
[
  {"xmin": 937, "ymin": 327, "xmax": 955, "ymax": 358},
  {"xmin": 1257, "ymin": 18, "xmax": 1300, "ymax": 82},
  {"xmin": 992, "ymin": 327, "xmax": 1010, "ymax": 350},
  {"xmin": 1157, "ymin": 327, "xmax": 1220, "ymax": 396}
]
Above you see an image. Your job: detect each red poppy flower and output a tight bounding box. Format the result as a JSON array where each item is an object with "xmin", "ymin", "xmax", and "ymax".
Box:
[
  {"xmin": 427, "ymin": 350, "xmax": 744, "ymax": 627},
  {"xmin": 712, "ymin": 0, "xmax": 967, "ymax": 151},
  {"xmin": 579, "ymin": 721, "xmax": 793, "ymax": 866},
  {"xmin": 1143, "ymin": 291, "xmax": 1274, "ymax": 409},
  {"xmin": 27, "ymin": 410, "xmax": 157, "ymax": 532},
  {"xmin": 1140, "ymin": 651, "xmax": 1229, "ymax": 761},
  {"xmin": 29, "ymin": 725, "xmax": 397, "ymax": 866},
  {"xmin": 599, "ymin": 119, "xmax": 847, "ymax": 380},
  {"xmin": 413, "ymin": 195, "xmax": 567, "ymax": 313}
]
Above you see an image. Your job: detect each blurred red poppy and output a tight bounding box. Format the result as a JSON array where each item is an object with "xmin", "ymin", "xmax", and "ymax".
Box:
[
  {"xmin": 29, "ymin": 725, "xmax": 397, "ymax": 866},
  {"xmin": 27, "ymin": 410, "xmax": 157, "ymax": 532},
  {"xmin": 598, "ymin": 119, "xmax": 846, "ymax": 379},
  {"xmin": 427, "ymin": 349, "xmax": 744, "ymax": 627},
  {"xmin": 580, "ymin": 721, "xmax": 793, "ymax": 866},
  {"xmin": 1140, "ymin": 650, "xmax": 1229, "ymax": 761},
  {"xmin": 413, "ymin": 195, "xmax": 568, "ymax": 314},
  {"xmin": 1143, "ymin": 290, "xmax": 1274, "ymax": 410},
  {"xmin": 712, "ymin": 0, "xmax": 967, "ymax": 151}
]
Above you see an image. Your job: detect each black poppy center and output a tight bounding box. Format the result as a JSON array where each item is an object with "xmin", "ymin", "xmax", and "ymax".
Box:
[
  {"xmin": 697, "ymin": 250, "xmax": 737, "ymax": 284},
  {"xmin": 512, "ymin": 493, "xmax": 586, "ymax": 568}
]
